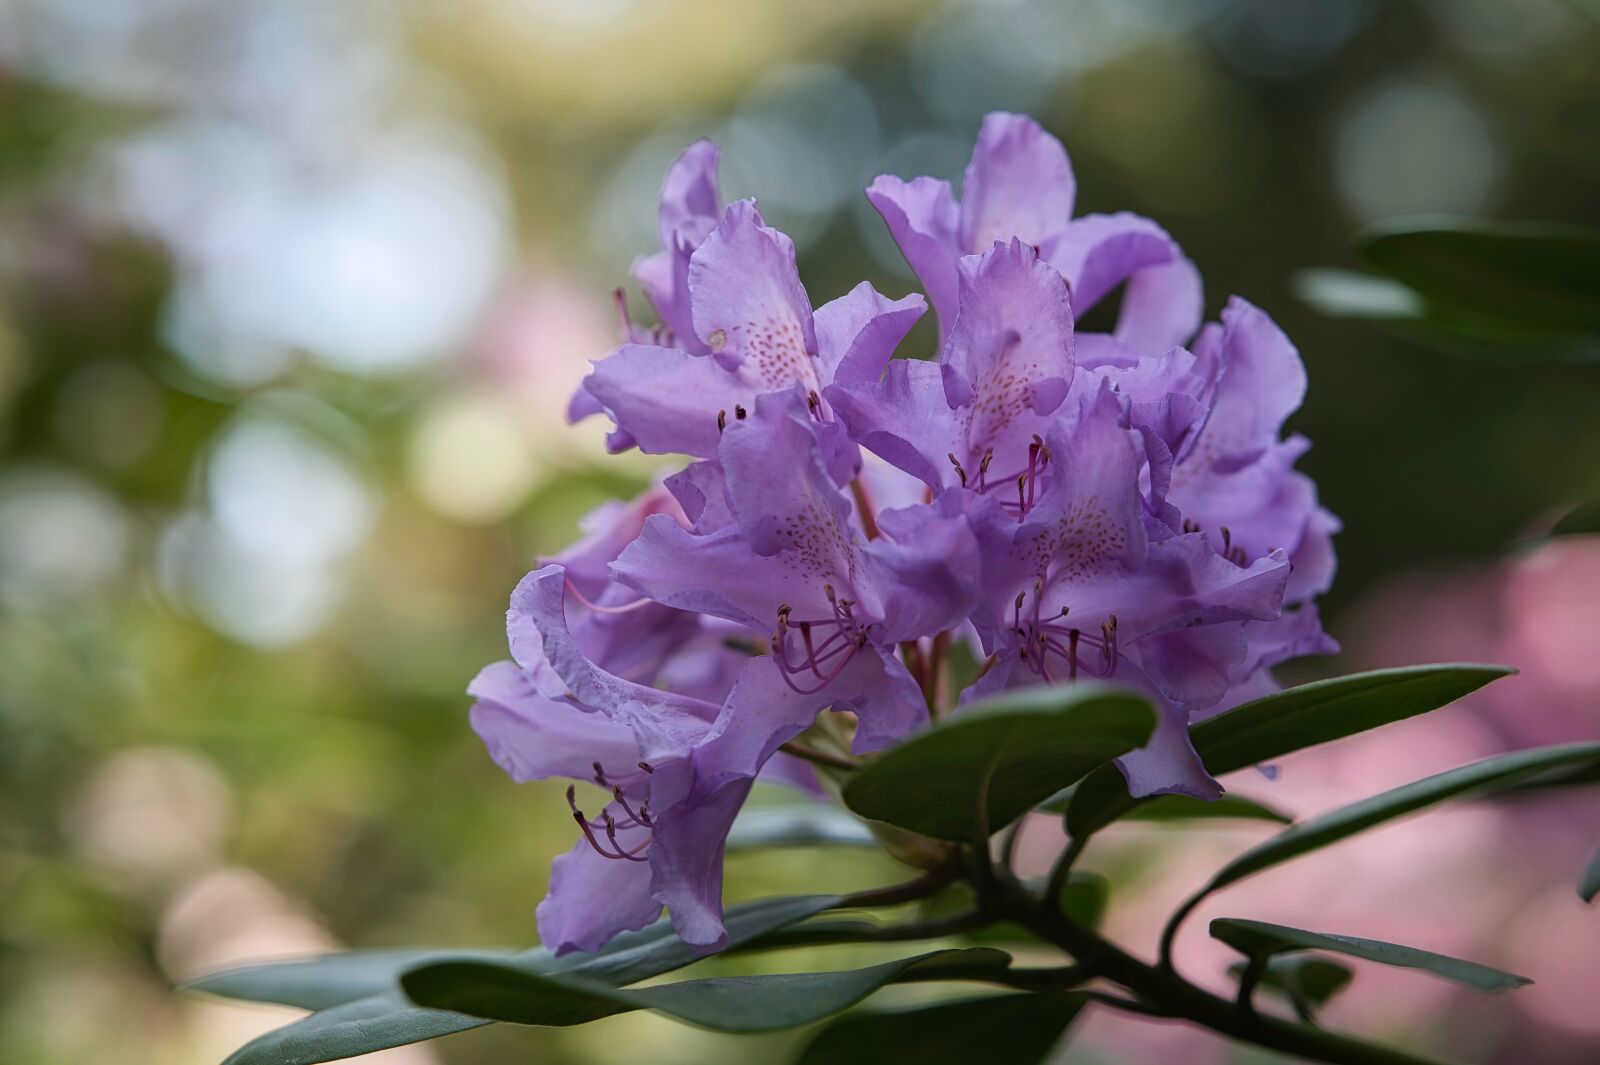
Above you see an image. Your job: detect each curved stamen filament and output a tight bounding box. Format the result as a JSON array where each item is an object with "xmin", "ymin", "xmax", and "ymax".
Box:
[
  {"xmin": 567, "ymin": 784, "xmax": 652, "ymax": 862},
  {"xmin": 565, "ymin": 578, "xmax": 654, "ymax": 615}
]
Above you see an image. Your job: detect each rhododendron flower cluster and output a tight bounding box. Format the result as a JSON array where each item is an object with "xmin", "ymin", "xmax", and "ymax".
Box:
[{"xmin": 470, "ymin": 113, "xmax": 1338, "ymax": 957}]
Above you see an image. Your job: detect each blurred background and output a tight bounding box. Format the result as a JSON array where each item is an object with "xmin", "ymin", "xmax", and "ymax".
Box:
[{"xmin": 2, "ymin": 0, "xmax": 1598, "ymax": 1062}]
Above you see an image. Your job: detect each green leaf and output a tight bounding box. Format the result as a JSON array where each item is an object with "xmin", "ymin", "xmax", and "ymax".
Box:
[
  {"xmin": 794, "ymin": 992, "xmax": 1086, "ymax": 1065},
  {"xmin": 726, "ymin": 805, "xmax": 876, "ymax": 851},
  {"xmin": 188, "ymin": 948, "xmax": 485, "ymax": 1011},
  {"xmin": 1229, "ymin": 955, "xmax": 1353, "ymax": 1012},
  {"xmin": 1056, "ymin": 872, "xmax": 1109, "ymax": 931},
  {"xmin": 218, "ymin": 993, "xmax": 483, "ymax": 1065},
  {"xmin": 1292, "ymin": 268, "xmax": 1425, "ymax": 320},
  {"xmin": 1192, "ymin": 664, "xmax": 1514, "ymax": 779},
  {"xmin": 401, "ymin": 948, "xmax": 1013, "ymax": 1032},
  {"xmin": 204, "ymin": 894, "xmax": 840, "ymax": 1065},
  {"xmin": 1581, "ymin": 845, "xmax": 1600, "ymax": 904},
  {"xmin": 1206, "ymin": 742, "xmax": 1600, "ymax": 894},
  {"xmin": 1360, "ymin": 220, "xmax": 1600, "ymax": 334},
  {"xmin": 1066, "ymin": 664, "xmax": 1513, "ymax": 839},
  {"xmin": 842, "ymin": 684, "xmax": 1155, "ymax": 842},
  {"xmin": 1122, "ymin": 794, "xmax": 1293, "ymax": 825},
  {"xmin": 1297, "ymin": 222, "xmax": 1600, "ymax": 362},
  {"xmin": 1212, "ymin": 919, "xmax": 1530, "ymax": 993}
]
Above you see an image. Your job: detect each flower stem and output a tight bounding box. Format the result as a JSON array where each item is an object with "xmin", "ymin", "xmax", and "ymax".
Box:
[
  {"xmin": 849, "ymin": 478, "xmax": 880, "ymax": 540},
  {"xmin": 983, "ymin": 865, "xmax": 1453, "ymax": 1065},
  {"xmin": 778, "ymin": 740, "xmax": 861, "ymax": 772}
]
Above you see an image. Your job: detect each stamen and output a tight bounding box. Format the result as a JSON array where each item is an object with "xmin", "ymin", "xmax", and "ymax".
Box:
[
  {"xmin": 612, "ymin": 288, "xmax": 632, "ymax": 334},
  {"xmin": 1068, "ymin": 628, "xmax": 1081, "ymax": 681},
  {"xmin": 592, "ymin": 761, "xmax": 608, "ymax": 787},
  {"xmin": 637, "ymin": 761, "xmax": 654, "ymax": 774},
  {"xmin": 565, "ymin": 578, "xmax": 654, "ymax": 615},
  {"xmin": 948, "ymin": 452, "xmax": 968, "ymax": 488},
  {"xmin": 734, "ymin": 404, "xmax": 748, "ymax": 420}
]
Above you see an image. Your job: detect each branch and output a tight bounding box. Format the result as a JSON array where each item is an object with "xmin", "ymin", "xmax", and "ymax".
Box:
[{"xmin": 778, "ymin": 740, "xmax": 861, "ymax": 772}]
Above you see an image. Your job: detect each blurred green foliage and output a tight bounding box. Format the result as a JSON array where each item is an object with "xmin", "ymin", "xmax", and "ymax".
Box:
[{"xmin": 1, "ymin": 2, "xmax": 1598, "ymax": 1063}]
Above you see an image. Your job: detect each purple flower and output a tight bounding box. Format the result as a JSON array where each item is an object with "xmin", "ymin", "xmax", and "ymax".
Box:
[
  {"xmin": 470, "ymin": 112, "xmax": 1342, "ymax": 957},
  {"xmin": 612, "ymin": 388, "xmax": 980, "ymax": 754},
  {"xmin": 868, "ymin": 111, "xmax": 1201, "ymax": 353},
  {"xmin": 579, "ymin": 193, "xmax": 923, "ymax": 473}
]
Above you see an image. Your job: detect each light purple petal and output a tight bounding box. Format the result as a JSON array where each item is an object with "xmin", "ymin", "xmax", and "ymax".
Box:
[
  {"xmin": 657, "ymin": 139, "xmax": 722, "ymax": 252},
  {"xmin": 1114, "ymin": 679, "xmax": 1223, "ymax": 800},
  {"xmin": 827, "ymin": 358, "xmax": 961, "ymax": 491},
  {"xmin": 1116, "ymin": 254, "xmax": 1203, "ymax": 354},
  {"xmin": 614, "ymin": 516, "xmax": 830, "ymax": 630},
  {"xmin": 959, "ymin": 112, "xmax": 1076, "ymax": 254},
  {"xmin": 941, "ymin": 239, "xmax": 1075, "ymax": 465},
  {"xmin": 467, "ymin": 661, "xmax": 643, "ymax": 783},
  {"xmin": 509, "ymin": 565, "xmax": 719, "ymax": 724},
  {"xmin": 689, "ymin": 201, "xmax": 819, "ymax": 380},
  {"xmin": 664, "ymin": 461, "xmax": 735, "ymax": 534},
  {"xmin": 538, "ymin": 827, "xmax": 661, "ymax": 956},
  {"xmin": 866, "ymin": 174, "xmax": 962, "ymax": 337},
  {"xmin": 719, "ymin": 390, "xmax": 859, "ymax": 573},
  {"xmin": 813, "ymin": 281, "xmax": 927, "ymax": 386},
  {"xmin": 649, "ymin": 778, "xmax": 750, "ymax": 952},
  {"xmin": 583, "ymin": 343, "xmax": 758, "ymax": 458}
]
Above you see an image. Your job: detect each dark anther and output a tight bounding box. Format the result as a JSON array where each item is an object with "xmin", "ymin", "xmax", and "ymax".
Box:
[
  {"xmin": 734, "ymin": 404, "xmax": 748, "ymax": 420},
  {"xmin": 637, "ymin": 760, "xmax": 654, "ymax": 774},
  {"xmin": 947, "ymin": 452, "xmax": 968, "ymax": 488},
  {"xmin": 592, "ymin": 761, "xmax": 608, "ymax": 786},
  {"xmin": 717, "ymin": 409, "xmax": 727, "ymax": 433}
]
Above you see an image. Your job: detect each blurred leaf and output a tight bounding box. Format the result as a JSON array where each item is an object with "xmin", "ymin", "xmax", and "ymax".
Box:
[
  {"xmin": 400, "ymin": 948, "xmax": 1013, "ymax": 1031},
  {"xmin": 1581, "ymin": 846, "xmax": 1600, "ymax": 904},
  {"xmin": 1204, "ymin": 742, "xmax": 1600, "ymax": 894},
  {"xmin": 1550, "ymin": 499, "xmax": 1600, "ymax": 539},
  {"xmin": 220, "ymin": 993, "xmax": 482, "ymax": 1065},
  {"xmin": 1122, "ymin": 794, "xmax": 1293, "ymax": 825},
  {"xmin": 843, "ymin": 684, "xmax": 1154, "ymax": 842},
  {"xmin": 208, "ymin": 894, "xmax": 840, "ymax": 1065},
  {"xmin": 726, "ymin": 805, "xmax": 877, "ymax": 851},
  {"xmin": 1296, "ymin": 221, "xmax": 1600, "ymax": 362},
  {"xmin": 1228, "ymin": 955, "xmax": 1353, "ymax": 1014},
  {"xmin": 1293, "ymin": 268, "xmax": 1424, "ymax": 320},
  {"xmin": 1190, "ymin": 664, "xmax": 1514, "ymax": 779},
  {"xmin": 793, "ymin": 992, "xmax": 1086, "ymax": 1065},
  {"xmin": 1066, "ymin": 664, "xmax": 1512, "ymax": 839},
  {"xmin": 1213, "ymin": 919, "xmax": 1529, "ymax": 993},
  {"xmin": 189, "ymin": 948, "xmax": 480, "ymax": 1011},
  {"xmin": 1056, "ymin": 872, "xmax": 1108, "ymax": 931},
  {"xmin": 1360, "ymin": 220, "xmax": 1600, "ymax": 332}
]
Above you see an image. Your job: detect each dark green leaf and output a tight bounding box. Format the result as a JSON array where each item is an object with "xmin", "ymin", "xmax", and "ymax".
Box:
[
  {"xmin": 843, "ymin": 684, "xmax": 1155, "ymax": 842},
  {"xmin": 1206, "ymin": 743, "xmax": 1600, "ymax": 893},
  {"xmin": 1066, "ymin": 664, "xmax": 1512, "ymax": 839},
  {"xmin": 401, "ymin": 948, "xmax": 1013, "ymax": 1032},
  {"xmin": 1056, "ymin": 872, "xmax": 1108, "ymax": 931},
  {"xmin": 1191, "ymin": 664, "xmax": 1514, "ymax": 780},
  {"xmin": 188, "ymin": 948, "xmax": 486, "ymax": 1011},
  {"xmin": 1213, "ymin": 919, "xmax": 1529, "ymax": 993},
  {"xmin": 794, "ymin": 992, "xmax": 1086, "ymax": 1065},
  {"xmin": 1581, "ymin": 845, "xmax": 1600, "ymax": 904},
  {"xmin": 1550, "ymin": 500, "xmax": 1600, "ymax": 540},
  {"xmin": 1229, "ymin": 955, "xmax": 1353, "ymax": 1011},
  {"xmin": 1360, "ymin": 220, "xmax": 1600, "ymax": 333},
  {"xmin": 726, "ymin": 805, "xmax": 876, "ymax": 851},
  {"xmin": 1122, "ymin": 794, "xmax": 1293, "ymax": 825},
  {"xmin": 206, "ymin": 893, "xmax": 840, "ymax": 1065},
  {"xmin": 219, "ymin": 993, "xmax": 483, "ymax": 1065},
  {"xmin": 1292, "ymin": 268, "xmax": 1424, "ymax": 320}
]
